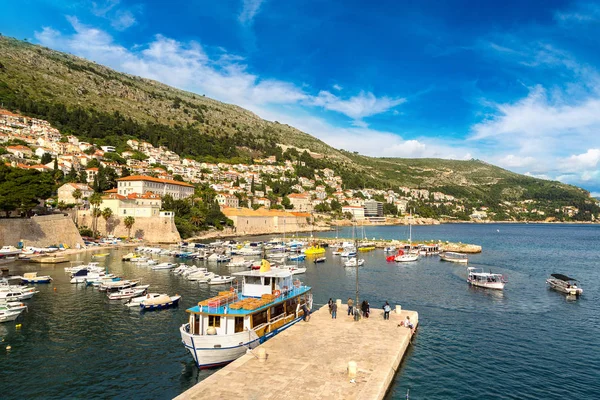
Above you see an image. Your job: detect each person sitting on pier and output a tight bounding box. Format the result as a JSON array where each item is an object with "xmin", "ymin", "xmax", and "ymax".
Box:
[
  {"xmin": 404, "ymin": 316, "xmax": 415, "ymax": 334},
  {"xmin": 301, "ymin": 303, "xmax": 311, "ymax": 322},
  {"xmin": 383, "ymin": 302, "xmax": 391, "ymax": 320}
]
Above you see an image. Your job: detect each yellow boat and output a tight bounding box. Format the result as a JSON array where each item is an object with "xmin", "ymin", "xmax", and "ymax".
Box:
[
  {"xmin": 358, "ymin": 246, "xmax": 375, "ymax": 252},
  {"xmin": 92, "ymin": 253, "xmax": 110, "ymax": 258},
  {"xmin": 304, "ymin": 245, "xmax": 325, "ymax": 256}
]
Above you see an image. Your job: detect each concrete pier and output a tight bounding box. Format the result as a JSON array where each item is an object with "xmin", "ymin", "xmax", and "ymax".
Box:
[{"xmin": 176, "ymin": 305, "xmax": 418, "ymax": 400}]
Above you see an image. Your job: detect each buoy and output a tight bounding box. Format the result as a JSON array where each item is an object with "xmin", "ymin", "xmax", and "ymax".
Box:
[
  {"xmin": 6, "ymin": 345, "xmax": 11, "ymax": 351},
  {"xmin": 15, "ymin": 324, "xmax": 21, "ymax": 329},
  {"xmin": 54, "ymin": 287, "xmax": 57, "ymax": 291}
]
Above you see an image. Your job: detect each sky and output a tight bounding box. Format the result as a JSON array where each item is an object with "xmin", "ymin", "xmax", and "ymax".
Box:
[{"xmin": 2, "ymin": 0, "xmax": 600, "ymax": 195}]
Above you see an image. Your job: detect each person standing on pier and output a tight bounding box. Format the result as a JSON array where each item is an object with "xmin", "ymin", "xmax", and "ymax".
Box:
[
  {"xmin": 331, "ymin": 301, "xmax": 337, "ymax": 319},
  {"xmin": 301, "ymin": 303, "xmax": 311, "ymax": 322},
  {"xmin": 361, "ymin": 300, "xmax": 370, "ymax": 318},
  {"xmin": 383, "ymin": 301, "xmax": 391, "ymax": 320},
  {"xmin": 328, "ymin": 298, "xmax": 333, "ymax": 314},
  {"xmin": 347, "ymin": 297, "xmax": 354, "ymax": 316}
]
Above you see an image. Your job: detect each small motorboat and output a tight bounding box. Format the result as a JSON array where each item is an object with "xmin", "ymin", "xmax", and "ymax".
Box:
[
  {"xmin": 467, "ymin": 267, "xmax": 506, "ymax": 290},
  {"xmin": 344, "ymin": 258, "xmax": 365, "ymax": 267},
  {"xmin": 0, "ymin": 308, "xmax": 24, "ymax": 323},
  {"xmin": 21, "ymin": 272, "xmax": 53, "ymax": 284},
  {"xmin": 99, "ymin": 280, "xmax": 140, "ymax": 292},
  {"xmin": 207, "ymin": 275, "xmax": 235, "ymax": 285},
  {"xmin": 0, "ymin": 288, "xmax": 38, "ymax": 301},
  {"xmin": 313, "ymin": 257, "xmax": 326, "ymax": 264},
  {"xmin": 139, "ymin": 294, "xmax": 182, "ymax": 310},
  {"xmin": 107, "ymin": 285, "xmax": 150, "ymax": 300},
  {"xmin": 546, "ymin": 274, "xmax": 583, "ymax": 297},
  {"xmin": 187, "ymin": 271, "xmax": 215, "ymax": 282},
  {"xmin": 340, "ymin": 250, "xmax": 357, "ymax": 258},
  {"xmin": 92, "ymin": 253, "xmax": 110, "ymax": 258},
  {"xmin": 288, "ymin": 254, "xmax": 306, "ymax": 261},
  {"xmin": 0, "ymin": 301, "xmax": 28, "ymax": 313},
  {"xmin": 395, "ymin": 253, "xmax": 419, "ymax": 263},
  {"xmin": 384, "ymin": 246, "xmax": 396, "ymax": 253},
  {"xmin": 151, "ymin": 262, "xmax": 177, "ymax": 270},
  {"xmin": 227, "ymin": 257, "xmax": 253, "ymax": 268},
  {"xmin": 440, "ymin": 252, "xmax": 468, "ymax": 263}
]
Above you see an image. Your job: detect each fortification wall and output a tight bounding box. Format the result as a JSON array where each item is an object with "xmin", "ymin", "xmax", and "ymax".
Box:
[
  {"xmin": 228, "ymin": 215, "xmax": 310, "ymax": 235},
  {"xmin": 0, "ymin": 214, "xmax": 85, "ymax": 248},
  {"xmin": 77, "ymin": 211, "xmax": 181, "ymax": 243}
]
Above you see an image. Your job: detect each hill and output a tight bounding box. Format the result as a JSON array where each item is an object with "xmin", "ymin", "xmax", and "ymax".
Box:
[{"xmin": 0, "ymin": 35, "xmax": 596, "ymax": 218}]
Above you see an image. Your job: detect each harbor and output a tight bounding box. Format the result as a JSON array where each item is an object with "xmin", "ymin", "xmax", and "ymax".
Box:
[
  {"xmin": 177, "ymin": 305, "xmax": 418, "ymax": 400},
  {"xmin": 1, "ymin": 224, "xmax": 599, "ymax": 399}
]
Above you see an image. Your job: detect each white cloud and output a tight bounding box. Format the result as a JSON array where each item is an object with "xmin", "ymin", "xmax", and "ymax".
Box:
[
  {"xmin": 238, "ymin": 0, "xmax": 266, "ymax": 25},
  {"xmin": 332, "ymin": 84, "xmax": 343, "ymax": 91},
  {"xmin": 497, "ymin": 154, "xmax": 537, "ymax": 169},
  {"xmin": 554, "ymin": 2, "xmax": 600, "ymax": 23},
  {"xmin": 111, "ymin": 10, "xmax": 136, "ymax": 30},
  {"xmin": 564, "ymin": 149, "xmax": 600, "ymax": 170},
  {"xmin": 311, "ymin": 90, "xmax": 405, "ymax": 125}
]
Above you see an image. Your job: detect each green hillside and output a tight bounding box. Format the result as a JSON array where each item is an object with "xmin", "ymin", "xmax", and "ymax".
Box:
[{"xmin": 0, "ymin": 36, "xmax": 596, "ymax": 216}]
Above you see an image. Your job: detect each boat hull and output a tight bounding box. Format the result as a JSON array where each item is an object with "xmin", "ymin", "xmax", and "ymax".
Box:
[
  {"xmin": 180, "ymin": 316, "xmax": 303, "ymax": 368},
  {"xmin": 546, "ymin": 279, "xmax": 583, "ymax": 296},
  {"xmin": 467, "ymin": 280, "xmax": 505, "ymax": 290}
]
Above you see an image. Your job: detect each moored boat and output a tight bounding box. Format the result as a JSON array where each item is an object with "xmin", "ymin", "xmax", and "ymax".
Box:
[
  {"xmin": 207, "ymin": 275, "xmax": 235, "ymax": 285},
  {"xmin": 21, "ymin": 272, "xmax": 53, "ymax": 283},
  {"xmin": 440, "ymin": 251, "xmax": 468, "ymax": 263},
  {"xmin": 139, "ymin": 294, "xmax": 181, "ymax": 310},
  {"xmin": 107, "ymin": 285, "xmax": 150, "ymax": 300},
  {"xmin": 180, "ymin": 260, "xmax": 312, "ymax": 369},
  {"xmin": 313, "ymin": 256, "xmax": 326, "ymax": 264},
  {"xmin": 546, "ymin": 274, "xmax": 583, "ymax": 296},
  {"xmin": 467, "ymin": 267, "xmax": 506, "ymax": 290},
  {"xmin": 344, "ymin": 258, "xmax": 365, "ymax": 267}
]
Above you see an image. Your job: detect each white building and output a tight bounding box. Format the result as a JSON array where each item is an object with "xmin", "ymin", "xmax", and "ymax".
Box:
[
  {"xmin": 342, "ymin": 205, "xmax": 365, "ymax": 220},
  {"xmin": 57, "ymin": 183, "xmax": 94, "ymax": 204},
  {"xmin": 116, "ymin": 175, "xmax": 195, "ymax": 199}
]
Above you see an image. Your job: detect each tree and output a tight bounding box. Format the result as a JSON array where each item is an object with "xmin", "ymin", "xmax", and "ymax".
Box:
[
  {"xmin": 281, "ymin": 195, "xmax": 292, "ymax": 209},
  {"xmin": 57, "ymin": 201, "xmax": 67, "ymax": 211},
  {"xmin": 72, "ymin": 188, "xmax": 82, "ymax": 225},
  {"xmin": 0, "ymin": 165, "xmax": 54, "ymax": 217},
  {"xmin": 101, "ymin": 207, "xmax": 113, "ymax": 235},
  {"xmin": 88, "ymin": 192, "xmax": 102, "ymax": 234},
  {"xmin": 123, "ymin": 216, "xmax": 135, "ymax": 238},
  {"xmin": 40, "ymin": 152, "xmax": 52, "ymax": 165}
]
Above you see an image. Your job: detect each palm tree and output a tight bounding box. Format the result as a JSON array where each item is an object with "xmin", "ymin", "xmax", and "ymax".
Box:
[
  {"xmin": 72, "ymin": 188, "xmax": 82, "ymax": 225},
  {"xmin": 89, "ymin": 192, "xmax": 102, "ymax": 234},
  {"xmin": 123, "ymin": 216, "xmax": 135, "ymax": 239},
  {"xmin": 101, "ymin": 207, "xmax": 113, "ymax": 235}
]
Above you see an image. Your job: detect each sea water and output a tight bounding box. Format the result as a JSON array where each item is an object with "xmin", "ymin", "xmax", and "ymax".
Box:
[{"xmin": 1, "ymin": 223, "xmax": 599, "ymax": 399}]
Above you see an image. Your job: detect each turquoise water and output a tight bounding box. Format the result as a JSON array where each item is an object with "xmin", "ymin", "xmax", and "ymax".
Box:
[{"xmin": 1, "ymin": 224, "xmax": 599, "ymax": 399}]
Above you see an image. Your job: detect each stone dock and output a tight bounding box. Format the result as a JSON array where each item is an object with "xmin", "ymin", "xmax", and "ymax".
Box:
[{"xmin": 176, "ymin": 304, "xmax": 418, "ymax": 400}]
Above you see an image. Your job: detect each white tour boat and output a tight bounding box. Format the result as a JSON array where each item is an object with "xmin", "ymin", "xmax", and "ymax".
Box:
[
  {"xmin": 546, "ymin": 274, "xmax": 583, "ymax": 297},
  {"xmin": 440, "ymin": 252, "xmax": 469, "ymax": 263},
  {"xmin": 180, "ymin": 260, "xmax": 312, "ymax": 369},
  {"xmin": 467, "ymin": 267, "xmax": 506, "ymax": 290}
]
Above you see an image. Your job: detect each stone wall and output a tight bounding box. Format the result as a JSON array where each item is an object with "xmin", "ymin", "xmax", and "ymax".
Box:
[
  {"xmin": 0, "ymin": 214, "xmax": 85, "ymax": 248},
  {"xmin": 227, "ymin": 215, "xmax": 310, "ymax": 235},
  {"xmin": 77, "ymin": 211, "xmax": 181, "ymax": 243}
]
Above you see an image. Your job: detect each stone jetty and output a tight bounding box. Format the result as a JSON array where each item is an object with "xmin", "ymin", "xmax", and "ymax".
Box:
[{"xmin": 176, "ymin": 304, "xmax": 418, "ymax": 400}]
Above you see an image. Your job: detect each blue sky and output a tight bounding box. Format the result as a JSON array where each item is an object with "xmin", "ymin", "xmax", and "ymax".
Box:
[{"xmin": 3, "ymin": 0, "xmax": 600, "ymax": 195}]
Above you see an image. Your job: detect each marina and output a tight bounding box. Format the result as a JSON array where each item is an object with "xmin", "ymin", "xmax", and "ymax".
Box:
[{"xmin": 1, "ymin": 223, "xmax": 599, "ymax": 399}]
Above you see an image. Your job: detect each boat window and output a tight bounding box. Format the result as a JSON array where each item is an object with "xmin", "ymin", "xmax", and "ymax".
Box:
[
  {"xmin": 245, "ymin": 276, "xmax": 262, "ymax": 285},
  {"xmin": 252, "ymin": 310, "xmax": 267, "ymax": 328},
  {"xmin": 270, "ymin": 304, "xmax": 284, "ymax": 320},
  {"xmin": 234, "ymin": 317, "xmax": 244, "ymax": 333},
  {"xmin": 208, "ymin": 315, "xmax": 221, "ymax": 328}
]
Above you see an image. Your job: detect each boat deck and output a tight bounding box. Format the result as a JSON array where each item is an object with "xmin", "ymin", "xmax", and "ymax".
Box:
[
  {"xmin": 188, "ymin": 285, "xmax": 311, "ymax": 316},
  {"xmin": 176, "ymin": 304, "xmax": 418, "ymax": 400}
]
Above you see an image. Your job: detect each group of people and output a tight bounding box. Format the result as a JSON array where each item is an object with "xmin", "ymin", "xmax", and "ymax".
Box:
[{"xmin": 325, "ymin": 298, "xmax": 415, "ymax": 333}]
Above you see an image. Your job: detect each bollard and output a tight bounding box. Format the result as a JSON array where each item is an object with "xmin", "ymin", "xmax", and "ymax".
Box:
[
  {"xmin": 395, "ymin": 305, "xmax": 402, "ymax": 314},
  {"xmin": 257, "ymin": 348, "xmax": 267, "ymax": 363},
  {"xmin": 347, "ymin": 361, "xmax": 357, "ymax": 378},
  {"xmin": 336, "ymin": 299, "xmax": 342, "ymax": 307}
]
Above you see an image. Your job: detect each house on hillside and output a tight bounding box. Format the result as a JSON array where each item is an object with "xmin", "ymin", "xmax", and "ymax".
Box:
[
  {"xmin": 57, "ymin": 183, "xmax": 94, "ymax": 204},
  {"xmin": 288, "ymin": 193, "xmax": 313, "ymax": 212}
]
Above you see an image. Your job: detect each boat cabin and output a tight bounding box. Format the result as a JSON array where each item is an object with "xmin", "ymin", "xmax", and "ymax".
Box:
[{"xmin": 185, "ymin": 267, "xmax": 311, "ymax": 338}]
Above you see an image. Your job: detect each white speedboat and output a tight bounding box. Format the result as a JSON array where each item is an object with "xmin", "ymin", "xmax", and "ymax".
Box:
[
  {"xmin": 207, "ymin": 275, "xmax": 235, "ymax": 285},
  {"xmin": 65, "ymin": 262, "xmax": 104, "ymax": 274},
  {"xmin": 0, "ymin": 246, "xmax": 22, "ymax": 256},
  {"xmin": 99, "ymin": 280, "xmax": 140, "ymax": 292},
  {"xmin": 340, "ymin": 250, "xmax": 356, "ymax": 258},
  {"xmin": 0, "ymin": 301, "xmax": 28, "ymax": 313},
  {"xmin": 107, "ymin": 285, "xmax": 150, "ymax": 300},
  {"xmin": 0, "ymin": 288, "xmax": 38, "ymax": 301},
  {"xmin": 344, "ymin": 258, "xmax": 365, "ymax": 267},
  {"xmin": 467, "ymin": 267, "xmax": 506, "ymax": 290},
  {"xmin": 0, "ymin": 308, "xmax": 24, "ymax": 323},
  {"xmin": 272, "ymin": 265, "xmax": 306, "ymax": 275},
  {"xmin": 187, "ymin": 271, "xmax": 215, "ymax": 282},
  {"xmin": 226, "ymin": 257, "xmax": 253, "ymax": 268},
  {"xmin": 139, "ymin": 294, "xmax": 181, "ymax": 310},
  {"xmin": 180, "ymin": 260, "xmax": 312, "ymax": 369},
  {"xmin": 546, "ymin": 274, "xmax": 583, "ymax": 296},
  {"xmin": 440, "ymin": 252, "xmax": 468, "ymax": 263},
  {"xmin": 384, "ymin": 246, "xmax": 396, "ymax": 253},
  {"xmin": 395, "ymin": 253, "xmax": 419, "ymax": 263},
  {"xmin": 151, "ymin": 262, "xmax": 177, "ymax": 270}
]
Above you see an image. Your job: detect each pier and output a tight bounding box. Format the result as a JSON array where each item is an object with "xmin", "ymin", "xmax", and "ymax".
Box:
[{"xmin": 176, "ymin": 304, "xmax": 418, "ymax": 400}]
